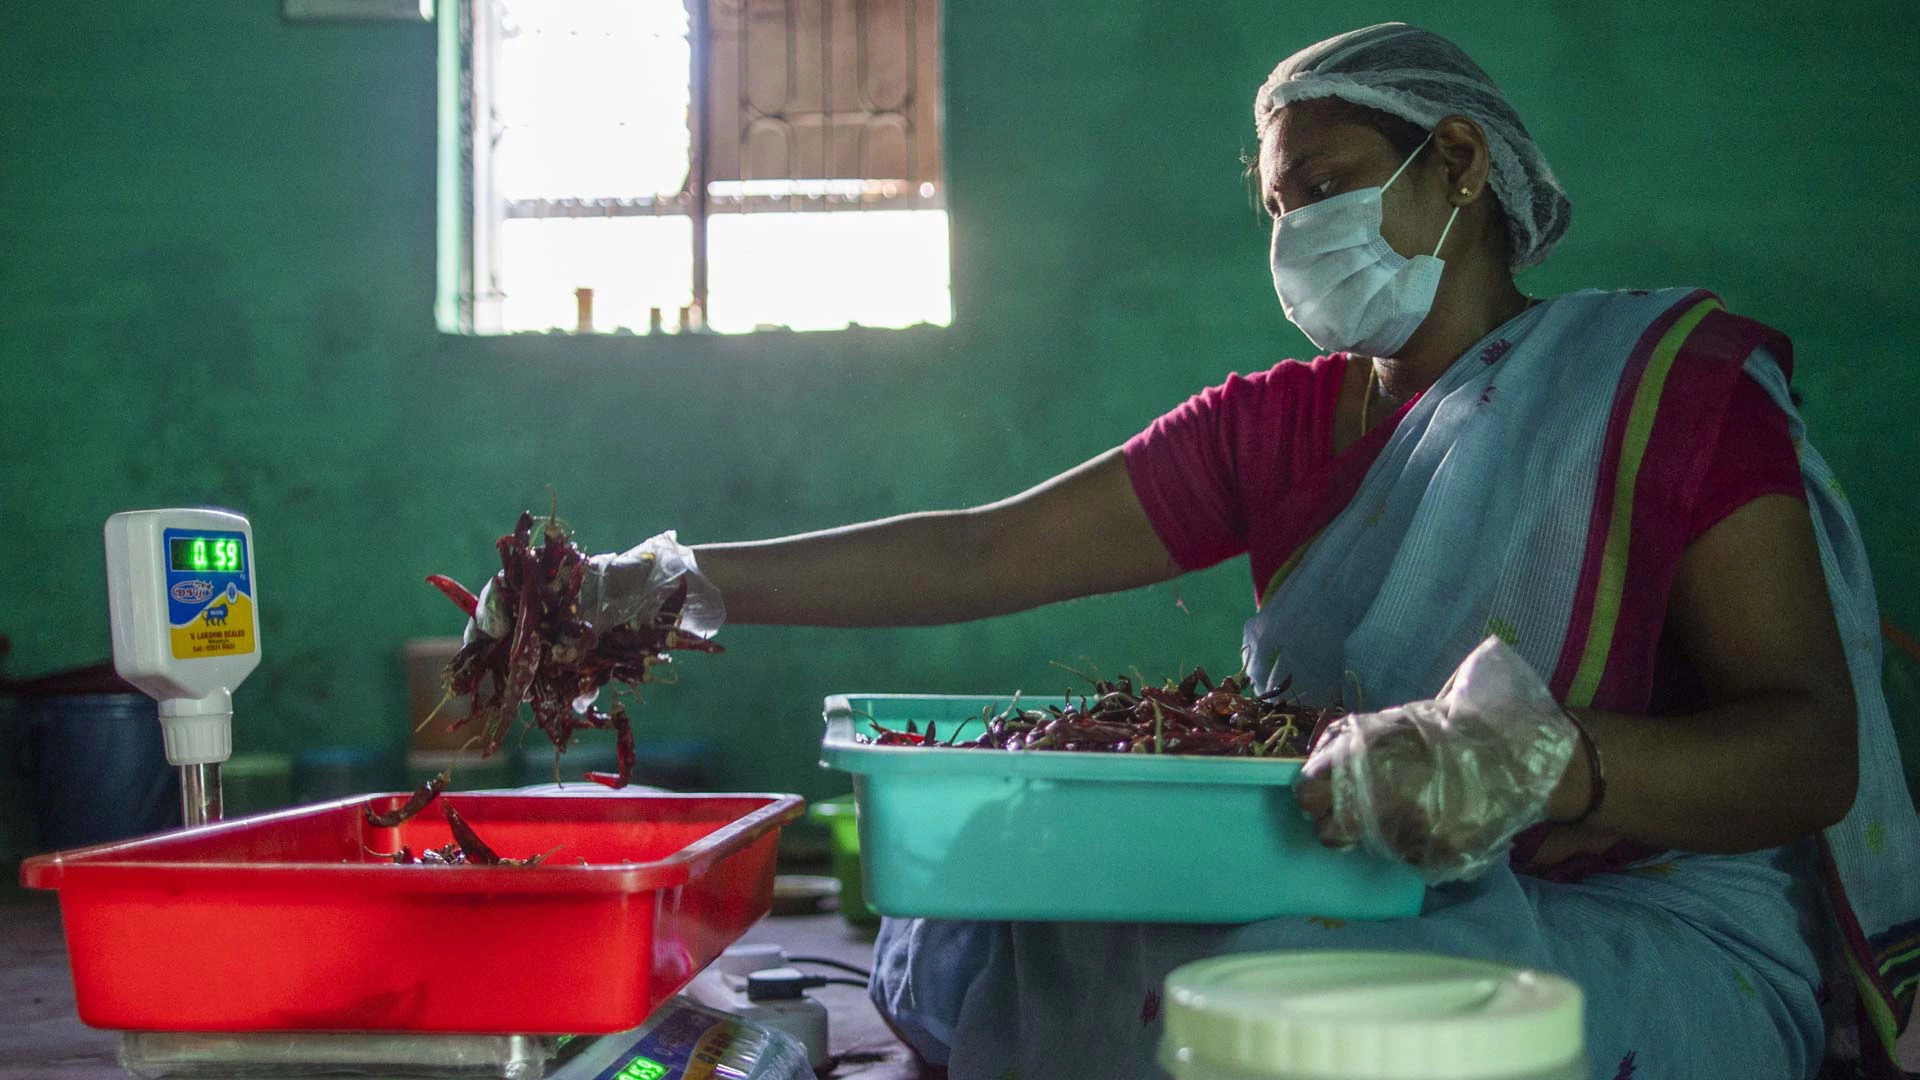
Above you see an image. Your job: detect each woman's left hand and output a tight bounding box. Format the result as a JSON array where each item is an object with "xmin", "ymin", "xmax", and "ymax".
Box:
[{"xmin": 1292, "ymin": 637, "xmax": 1581, "ymax": 883}]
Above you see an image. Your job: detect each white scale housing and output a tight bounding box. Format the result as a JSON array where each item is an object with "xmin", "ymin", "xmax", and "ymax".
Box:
[{"xmin": 105, "ymin": 508, "xmax": 261, "ymax": 825}]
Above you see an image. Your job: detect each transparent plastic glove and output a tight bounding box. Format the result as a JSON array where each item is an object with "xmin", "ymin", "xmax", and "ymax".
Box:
[
  {"xmin": 1294, "ymin": 637, "xmax": 1578, "ymax": 884},
  {"xmin": 465, "ymin": 531, "xmax": 724, "ymax": 644},
  {"xmin": 576, "ymin": 531, "xmax": 726, "ymax": 638}
]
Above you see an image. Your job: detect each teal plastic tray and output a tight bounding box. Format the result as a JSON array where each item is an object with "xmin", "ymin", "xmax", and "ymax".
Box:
[{"xmin": 820, "ymin": 694, "xmax": 1425, "ymax": 923}]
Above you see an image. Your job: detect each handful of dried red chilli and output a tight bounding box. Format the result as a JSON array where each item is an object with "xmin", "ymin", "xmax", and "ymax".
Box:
[
  {"xmin": 861, "ymin": 668, "xmax": 1341, "ymax": 758},
  {"xmin": 363, "ymin": 509, "xmax": 722, "ymax": 843}
]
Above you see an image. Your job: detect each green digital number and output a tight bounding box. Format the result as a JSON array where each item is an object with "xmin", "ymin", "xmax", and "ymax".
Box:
[
  {"xmin": 191, "ymin": 538, "xmax": 208, "ymax": 570},
  {"xmin": 613, "ymin": 1057, "xmax": 669, "ymax": 1080}
]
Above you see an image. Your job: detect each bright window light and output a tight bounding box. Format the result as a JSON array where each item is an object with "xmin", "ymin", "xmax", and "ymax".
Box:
[
  {"xmin": 498, "ymin": 217, "xmax": 693, "ymax": 333},
  {"xmin": 707, "ymin": 211, "xmax": 951, "ymax": 333},
  {"xmin": 494, "ymin": 0, "xmax": 690, "ymax": 200},
  {"xmin": 449, "ymin": 0, "xmax": 951, "ymax": 336}
]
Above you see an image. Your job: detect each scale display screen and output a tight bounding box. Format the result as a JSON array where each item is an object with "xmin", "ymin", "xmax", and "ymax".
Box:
[
  {"xmin": 609, "ymin": 1057, "xmax": 669, "ymax": 1080},
  {"xmin": 169, "ymin": 535, "xmax": 246, "ymax": 574}
]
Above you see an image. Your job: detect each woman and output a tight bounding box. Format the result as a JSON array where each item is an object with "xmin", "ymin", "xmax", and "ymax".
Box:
[{"xmin": 587, "ymin": 24, "xmax": 1916, "ymax": 1079}]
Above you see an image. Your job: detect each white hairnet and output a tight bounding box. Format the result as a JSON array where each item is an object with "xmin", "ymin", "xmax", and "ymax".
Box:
[{"xmin": 1256, "ymin": 23, "xmax": 1572, "ymax": 270}]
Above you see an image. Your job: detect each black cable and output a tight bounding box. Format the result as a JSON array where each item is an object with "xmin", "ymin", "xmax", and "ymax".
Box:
[
  {"xmin": 745, "ymin": 969, "xmax": 872, "ymax": 1002},
  {"xmin": 785, "ymin": 955, "xmax": 873, "ymax": 980}
]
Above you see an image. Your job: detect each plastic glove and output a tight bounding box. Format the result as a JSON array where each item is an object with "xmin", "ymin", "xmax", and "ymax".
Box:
[
  {"xmin": 467, "ymin": 531, "xmax": 724, "ymax": 645},
  {"xmin": 576, "ymin": 531, "xmax": 725, "ymax": 638},
  {"xmin": 1293, "ymin": 637, "xmax": 1578, "ymax": 884}
]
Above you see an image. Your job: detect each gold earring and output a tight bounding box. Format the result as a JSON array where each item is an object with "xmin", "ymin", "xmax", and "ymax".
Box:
[{"xmin": 1459, "ymin": 186, "xmax": 1472, "ymax": 196}]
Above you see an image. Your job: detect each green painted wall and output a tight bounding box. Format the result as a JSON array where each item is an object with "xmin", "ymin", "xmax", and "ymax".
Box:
[{"xmin": 2, "ymin": 2, "xmax": 1913, "ymax": 802}]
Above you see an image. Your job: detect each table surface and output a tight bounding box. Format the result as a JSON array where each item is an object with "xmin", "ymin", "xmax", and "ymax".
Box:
[
  {"xmin": 12, "ymin": 887, "xmax": 1920, "ymax": 1078},
  {"xmin": 0, "ymin": 891, "xmax": 928, "ymax": 1080}
]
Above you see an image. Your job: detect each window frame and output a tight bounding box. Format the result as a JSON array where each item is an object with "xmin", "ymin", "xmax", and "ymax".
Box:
[{"xmin": 436, "ymin": 0, "xmax": 947, "ymax": 337}]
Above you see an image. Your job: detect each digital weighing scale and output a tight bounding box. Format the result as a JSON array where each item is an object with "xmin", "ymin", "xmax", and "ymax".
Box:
[
  {"xmin": 116, "ymin": 998, "xmax": 809, "ymax": 1080},
  {"xmin": 87, "ymin": 510, "xmax": 810, "ymax": 1079}
]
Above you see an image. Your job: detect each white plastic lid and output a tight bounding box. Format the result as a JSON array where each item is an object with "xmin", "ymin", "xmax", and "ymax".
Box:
[
  {"xmin": 158, "ymin": 704, "xmax": 233, "ymax": 766},
  {"xmin": 1161, "ymin": 952, "xmax": 1583, "ymax": 1080}
]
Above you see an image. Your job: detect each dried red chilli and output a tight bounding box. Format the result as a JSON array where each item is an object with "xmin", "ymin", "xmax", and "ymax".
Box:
[
  {"xmin": 441, "ymin": 803, "xmax": 501, "ymax": 865},
  {"xmin": 862, "ymin": 668, "xmax": 1341, "ymax": 759},
  {"xmin": 434, "ymin": 509, "xmax": 720, "ymax": 783},
  {"xmin": 367, "ymin": 508, "xmax": 722, "ymax": 835},
  {"xmin": 382, "ymin": 801, "xmax": 555, "ymax": 867},
  {"xmin": 364, "ymin": 771, "xmax": 448, "ymax": 828}
]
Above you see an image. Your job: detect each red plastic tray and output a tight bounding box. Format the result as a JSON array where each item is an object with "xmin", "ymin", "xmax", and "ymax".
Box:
[{"xmin": 21, "ymin": 790, "xmax": 803, "ymax": 1034}]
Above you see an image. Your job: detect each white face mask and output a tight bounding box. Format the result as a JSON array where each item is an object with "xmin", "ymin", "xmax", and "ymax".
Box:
[{"xmin": 1269, "ymin": 133, "xmax": 1460, "ymax": 357}]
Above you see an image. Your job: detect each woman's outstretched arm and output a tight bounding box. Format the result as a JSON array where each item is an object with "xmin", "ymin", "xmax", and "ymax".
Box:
[{"xmin": 694, "ymin": 448, "xmax": 1183, "ymax": 627}]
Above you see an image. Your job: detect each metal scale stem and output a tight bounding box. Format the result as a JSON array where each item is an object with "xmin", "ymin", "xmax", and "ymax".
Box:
[{"xmin": 180, "ymin": 762, "xmax": 222, "ymax": 826}]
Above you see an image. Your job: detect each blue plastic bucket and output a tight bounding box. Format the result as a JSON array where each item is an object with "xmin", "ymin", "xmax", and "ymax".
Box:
[
  {"xmin": 23, "ymin": 694, "xmax": 180, "ymax": 851},
  {"xmin": 0, "ymin": 704, "xmax": 32, "ymax": 870}
]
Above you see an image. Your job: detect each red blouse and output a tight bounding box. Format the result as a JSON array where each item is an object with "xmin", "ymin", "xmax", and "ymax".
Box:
[{"xmin": 1123, "ymin": 353, "xmax": 1803, "ymax": 599}]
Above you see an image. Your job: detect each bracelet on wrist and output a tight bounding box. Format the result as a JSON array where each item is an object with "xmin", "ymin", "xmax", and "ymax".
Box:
[{"xmin": 1555, "ymin": 706, "xmax": 1606, "ymax": 828}]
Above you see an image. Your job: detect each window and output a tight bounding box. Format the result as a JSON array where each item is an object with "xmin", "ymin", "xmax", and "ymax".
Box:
[{"xmin": 436, "ymin": 0, "xmax": 950, "ymax": 335}]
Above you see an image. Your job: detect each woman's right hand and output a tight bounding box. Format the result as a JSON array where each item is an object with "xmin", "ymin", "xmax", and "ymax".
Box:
[{"xmin": 691, "ymin": 447, "xmax": 1181, "ymax": 627}]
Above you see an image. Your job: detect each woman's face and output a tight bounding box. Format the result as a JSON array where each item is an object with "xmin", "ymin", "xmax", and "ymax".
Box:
[{"xmin": 1259, "ymin": 98, "xmax": 1459, "ymax": 263}]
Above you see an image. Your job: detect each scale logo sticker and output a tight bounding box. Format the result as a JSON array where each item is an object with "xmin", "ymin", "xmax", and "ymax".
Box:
[{"xmin": 163, "ymin": 528, "xmax": 256, "ymax": 660}]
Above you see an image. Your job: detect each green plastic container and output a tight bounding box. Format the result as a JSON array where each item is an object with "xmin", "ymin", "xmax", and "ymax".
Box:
[
  {"xmin": 820, "ymin": 694, "xmax": 1425, "ymax": 923},
  {"xmin": 293, "ymin": 747, "xmax": 395, "ymax": 804},
  {"xmin": 221, "ymin": 753, "xmax": 294, "ymax": 816},
  {"xmin": 810, "ymin": 794, "xmax": 878, "ymax": 927}
]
